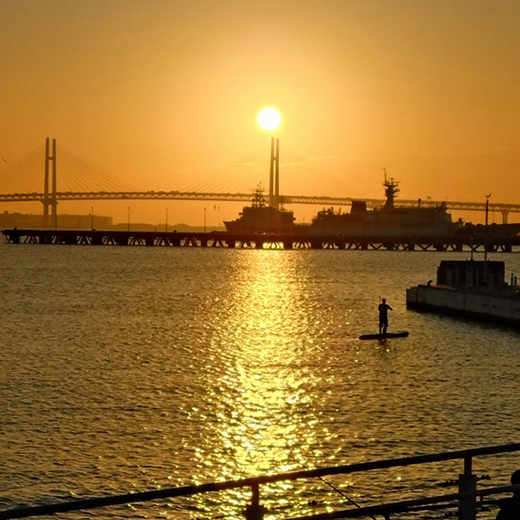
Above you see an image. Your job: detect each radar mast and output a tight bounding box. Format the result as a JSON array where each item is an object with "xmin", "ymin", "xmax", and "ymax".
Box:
[
  {"xmin": 383, "ymin": 168, "xmax": 400, "ymax": 210},
  {"xmin": 251, "ymin": 183, "xmax": 267, "ymax": 208}
]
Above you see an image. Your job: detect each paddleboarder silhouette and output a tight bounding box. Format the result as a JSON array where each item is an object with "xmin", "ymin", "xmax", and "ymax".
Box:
[{"xmin": 378, "ymin": 298, "xmax": 393, "ymax": 335}]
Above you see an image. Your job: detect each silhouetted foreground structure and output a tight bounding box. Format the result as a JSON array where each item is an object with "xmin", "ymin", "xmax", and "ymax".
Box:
[
  {"xmin": 3, "ymin": 228, "xmax": 520, "ymax": 251},
  {"xmin": 1, "ymin": 443, "xmax": 520, "ymax": 520}
]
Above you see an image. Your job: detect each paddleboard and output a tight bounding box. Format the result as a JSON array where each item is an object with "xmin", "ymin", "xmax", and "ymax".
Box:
[{"xmin": 359, "ymin": 331, "xmax": 409, "ymax": 340}]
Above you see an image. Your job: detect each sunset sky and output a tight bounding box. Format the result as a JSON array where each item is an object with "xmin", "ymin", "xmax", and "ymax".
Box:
[{"xmin": 1, "ymin": 0, "xmax": 520, "ymax": 225}]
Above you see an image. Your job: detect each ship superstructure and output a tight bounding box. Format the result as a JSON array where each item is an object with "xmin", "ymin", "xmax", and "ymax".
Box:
[
  {"xmin": 310, "ymin": 174, "xmax": 459, "ymax": 237},
  {"xmin": 223, "ymin": 184, "xmax": 296, "ymax": 234},
  {"xmin": 223, "ymin": 150, "xmax": 462, "ymax": 237}
]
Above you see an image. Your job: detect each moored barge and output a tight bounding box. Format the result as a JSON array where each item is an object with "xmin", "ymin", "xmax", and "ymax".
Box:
[{"xmin": 406, "ymin": 259, "xmax": 520, "ymax": 327}]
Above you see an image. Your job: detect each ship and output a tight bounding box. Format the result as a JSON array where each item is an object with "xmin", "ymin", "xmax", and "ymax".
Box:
[
  {"xmin": 309, "ymin": 174, "xmax": 461, "ymax": 237},
  {"xmin": 406, "ymin": 259, "xmax": 520, "ymax": 327},
  {"xmin": 224, "ymin": 173, "xmax": 465, "ymax": 237},
  {"xmin": 223, "ymin": 185, "xmax": 297, "ymax": 234}
]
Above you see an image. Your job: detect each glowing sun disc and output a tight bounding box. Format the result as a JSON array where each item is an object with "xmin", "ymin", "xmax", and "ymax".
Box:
[{"xmin": 258, "ymin": 107, "xmax": 281, "ymax": 131}]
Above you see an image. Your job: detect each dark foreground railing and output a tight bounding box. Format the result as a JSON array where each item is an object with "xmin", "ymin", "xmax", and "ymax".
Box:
[{"xmin": 2, "ymin": 443, "xmax": 520, "ymax": 520}]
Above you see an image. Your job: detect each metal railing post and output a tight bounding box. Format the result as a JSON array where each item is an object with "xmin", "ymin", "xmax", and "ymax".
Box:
[
  {"xmin": 458, "ymin": 456, "xmax": 477, "ymax": 520},
  {"xmin": 243, "ymin": 483, "xmax": 266, "ymax": 520}
]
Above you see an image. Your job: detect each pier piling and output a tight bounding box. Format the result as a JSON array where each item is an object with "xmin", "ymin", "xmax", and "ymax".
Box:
[{"xmin": 4, "ymin": 229, "xmax": 520, "ymax": 252}]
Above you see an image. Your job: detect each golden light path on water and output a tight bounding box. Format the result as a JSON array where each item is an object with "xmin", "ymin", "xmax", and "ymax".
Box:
[
  {"xmin": 3, "ymin": 246, "xmax": 520, "ymax": 520},
  {"xmin": 187, "ymin": 252, "xmax": 339, "ymax": 517}
]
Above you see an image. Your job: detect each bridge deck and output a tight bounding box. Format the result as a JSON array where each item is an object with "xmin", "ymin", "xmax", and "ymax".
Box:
[{"xmin": 1, "ymin": 191, "xmax": 520, "ymax": 214}]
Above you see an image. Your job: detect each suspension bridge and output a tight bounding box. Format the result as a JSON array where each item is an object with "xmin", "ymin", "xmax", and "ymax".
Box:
[{"xmin": 1, "ymin": 138, "xmax": 520, "ymax": 225}]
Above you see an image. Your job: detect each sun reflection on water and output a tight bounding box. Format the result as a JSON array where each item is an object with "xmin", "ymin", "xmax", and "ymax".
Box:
[
  {"xmin": 5, "ymin": 247, "xmax": 519, "ymax": 519},
  {"xmin": 189, "ymin": 251, "xmax": 335, "ymax": 516}
]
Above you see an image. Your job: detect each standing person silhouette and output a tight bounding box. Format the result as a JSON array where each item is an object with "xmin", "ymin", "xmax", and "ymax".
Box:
[
  {"xmin": 496, "ymin": 470, "xmax": 520, "ymax": 519},
  {"xmin": 378, "ymin": 298, "xmax": 393, "ymax": 335}
]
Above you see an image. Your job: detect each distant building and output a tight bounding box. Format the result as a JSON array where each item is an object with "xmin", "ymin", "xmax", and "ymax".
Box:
[
  {"xmin": 0, "ymin": 211, "xmax": 227, "ymax": 231},
  {"xmin": 0, "ymin": 211, "xmax": 113, "ymax": 229},
  {"xmin": 111, "ymin": 222, "xmax": 156, "ymax": 231}
]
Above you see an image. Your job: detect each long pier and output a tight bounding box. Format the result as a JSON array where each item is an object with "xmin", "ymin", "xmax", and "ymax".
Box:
[{"xmin": 3, "ymin": 228, "xmax": 520, "ymax": 252}]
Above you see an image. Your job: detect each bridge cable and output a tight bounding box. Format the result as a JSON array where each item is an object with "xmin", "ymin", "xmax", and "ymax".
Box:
[
  {"xmin": 184, "ymin": 146, "xmax": 265, "ymax": 193},
  {"xmin": 203, "ymin": 160, "xmax": 264, "ymax": 194},
  {"xmin": 3, "ymin": 155, "xmax": 40, "ymax": 193},
  {"xmin": 62, "ymin": 148, "xmax": 136, "ymax": 192},
  {"xmin": 184, "ymin": 146, "xmax": 264, "ymax": 191},
  {"xmin": 186, "ymin": 161, "xmax": 258, "ymax": 194},
  {"xmin": 0, "ymin": 146, "xmax": 44, "ymax": 193},
  {"xmin": 59, "ymin": 147, "xmax": 136, "ymax": 192},
  {"xmin": 283, "ymin": 145, "xmax": 352, "ymax": 198},
  {"xmin": 21, "ymin": 152, "xmax": 47, "ymax": 192},
  {"xmin": 63, "ymin": 158, "xmax": 125, "ymax": 192},
  {"xmin": 270, "ymin": 150, "xmax": 316, "ymax": 202},
  {"xmin": 60, "ymin": 154, "xmax": 130, "ymax": 193},
  {"xmin": 6, "ymin": 158, "xmax": 41, "ymax": 193},
  {"xmin": 59, "ymin": 153, "xmax": 110, "ymax": 192}
]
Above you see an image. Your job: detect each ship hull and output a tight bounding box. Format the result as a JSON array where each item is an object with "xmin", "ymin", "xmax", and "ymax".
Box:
[
  {"xmin": 223, "ymin": 221, "xmax": 298, "ymax": 234},
  {"xmin": 308, "ymin": 225, "xmax": 459, "ymax": 237},
  {"xmin": 406, "ymin": 284, "xmax": 520, "ymax": 327}
]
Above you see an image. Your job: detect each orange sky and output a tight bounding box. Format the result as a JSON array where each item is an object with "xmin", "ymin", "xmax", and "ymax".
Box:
[{"xmin": 1, "ymin": 0, "xmax": 520, "ymax": 226}]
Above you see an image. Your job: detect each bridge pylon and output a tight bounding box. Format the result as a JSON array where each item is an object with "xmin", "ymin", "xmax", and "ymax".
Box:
[
  {"xmin": 42, "ymin": 138, "xmax": 57, "ymax": 228},
  {"xmin": 268, "ymin": 137, "xmax": 280, "ymax": 209}
]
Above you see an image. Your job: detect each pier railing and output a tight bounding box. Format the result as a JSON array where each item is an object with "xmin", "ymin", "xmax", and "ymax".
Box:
[{"xmin": 2, "ymin": 443, "xmax": 520, "ymax": 520}]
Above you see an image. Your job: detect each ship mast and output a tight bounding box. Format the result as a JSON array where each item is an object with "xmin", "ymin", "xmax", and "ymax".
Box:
[
  {"xmin": 383, "ymin": 168, "xmax": 400, "ymax": 210},
  {"xmin": 251, "ymin": 183, "xmax": 267, "ymax": 208}
]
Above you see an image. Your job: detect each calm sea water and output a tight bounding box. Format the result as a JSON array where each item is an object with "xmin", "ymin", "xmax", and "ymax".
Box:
[{"xmin": 1, "ymin": 241, "xmax": 520, "ymax": 519}]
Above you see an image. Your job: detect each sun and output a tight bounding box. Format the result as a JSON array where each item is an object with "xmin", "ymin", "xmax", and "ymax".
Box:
[{"xmin": 258, "ymin": 107, "xmax": 281, "ymax": 131}]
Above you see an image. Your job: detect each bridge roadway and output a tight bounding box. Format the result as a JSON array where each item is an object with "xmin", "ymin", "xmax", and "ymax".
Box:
[
  {"xmin": 3, "ymin": 228, "xmax": 520, "ymax": 252},
  {"xmin": 0, "ymin": 191, "xmax": 519, "ymax": 214}
]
